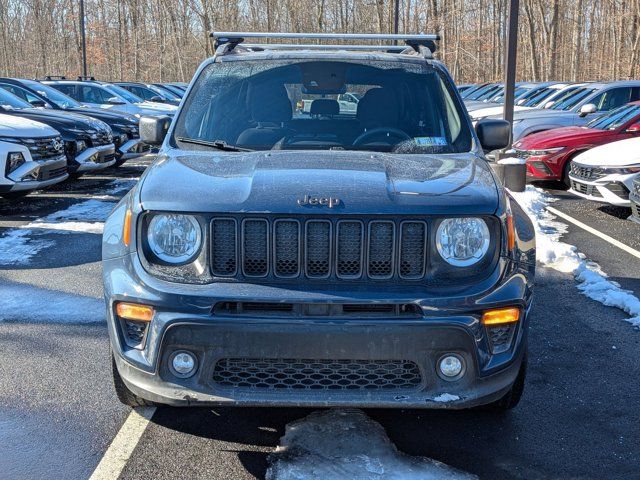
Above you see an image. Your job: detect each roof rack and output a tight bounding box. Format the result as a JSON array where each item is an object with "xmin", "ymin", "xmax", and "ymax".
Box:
[
  {"xmin": 43, "ymin": 75, "xmax": 67, "ymax": 80},
  {"xmin": 210, "ymin": 32, "xmax": 439, "ymax": 58},
  {"xmin": 77, "ymin": 76, "xmax": 96, "ymax": 81}
]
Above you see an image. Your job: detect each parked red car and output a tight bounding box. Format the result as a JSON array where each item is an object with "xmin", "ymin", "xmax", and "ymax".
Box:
[{"xmin": 512, "ymin": 101, "xmax": 640, "ymax": 185}]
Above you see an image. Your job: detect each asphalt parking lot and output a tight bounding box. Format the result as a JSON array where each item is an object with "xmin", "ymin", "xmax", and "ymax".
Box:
[{"xmin": 1, "ymin": 157, "xmax": 640, "ymax": 480}]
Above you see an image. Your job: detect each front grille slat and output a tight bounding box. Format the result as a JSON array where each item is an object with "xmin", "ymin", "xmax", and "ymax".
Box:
[
  {"xmin": 211, "ymin": 217, "xmax": 432, "ymax": 281},
  {"xmin": 274, "ymin": 220, "xmax": 300, "ymax": 278},
  {"xmin": 305, "ymin": 220, "xmax": 331, "ymax": 278},
  {"xmin": 367, "ymin": 221, "xmax": 395, "ymax": 279},
  {"xmin": 570, "ymin": 163, "xmax": 605, "ymax": 181},
  {"xmin": 242, "ymin": 219, "xmax": 269, "ymax": 277},
  {"xmin": 213, "ymin": 358, "xmax": 423, "ymax": 391},
  {"xmin": 211, "ymin": 218, "xmax": 237, "ymax": 276}
]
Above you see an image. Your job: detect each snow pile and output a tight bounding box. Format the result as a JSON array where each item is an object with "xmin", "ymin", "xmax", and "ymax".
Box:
[
  {"xmin": 266, "ymin": 409, "xmax": 476, "ymax": 480},
  {"xmin": 0, "ymin": 282, "xmax": 104, "ymax": 323},
  {"xmin": 0, "ymin": 196, "xmax": 118, "ymax": 265},
  {"xmin": 511, "ymin": 186, "xmax": 640, "ymax": 327}
]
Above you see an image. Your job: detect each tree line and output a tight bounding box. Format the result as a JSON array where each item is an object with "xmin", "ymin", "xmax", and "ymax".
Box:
[{"xmin": 0, "ymin": 0, "xmax": 638, "ymax": 84}]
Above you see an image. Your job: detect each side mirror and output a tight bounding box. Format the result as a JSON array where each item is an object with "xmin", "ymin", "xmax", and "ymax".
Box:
[
  {"xmin": 626, "ymin": 122, "xmax": 640, "ymax": 134},
  {"xmin": 475, "ymin": 119, "xmax": 511, "ymax": 151},
  {"xmin": 579, "ymin": 103, "xmax": 597, "ymax": 117},
  {"xmin": 149, "ymin": 95, "xmax": 165, "ymax": 103},
  {"xmin": 140, "ymin": 115, "xmax": 171, "ymax": 146},
  {"xmin": 107, "ymin": 96, "xmax": 126, "ymax": 105},
  {"xmin": 29, "ymin": 99, "xmax": 47, "ymax": 108},
  {"xmin": 543, "ymin": 101, "xmax": 555, "ymax": 109}
]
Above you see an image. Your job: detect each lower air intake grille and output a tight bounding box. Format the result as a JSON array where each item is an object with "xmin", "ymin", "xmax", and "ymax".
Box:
[{"xmin": 212, "ymin": 358, "xmax": 423, "ymax": 391}]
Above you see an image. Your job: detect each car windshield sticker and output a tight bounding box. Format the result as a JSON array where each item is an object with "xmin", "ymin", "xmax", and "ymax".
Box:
[{"xmin": 414, "ymin": 136, "xmax": 448, "ymax": 146}]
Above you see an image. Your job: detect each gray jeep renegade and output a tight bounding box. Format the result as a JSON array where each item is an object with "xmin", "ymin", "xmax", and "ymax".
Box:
[{"xmin": 103, "ymin": 32, "xmax": 536, "ymax": 411}]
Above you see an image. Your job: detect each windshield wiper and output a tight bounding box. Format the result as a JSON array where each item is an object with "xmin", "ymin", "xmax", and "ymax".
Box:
[{"xmin": 176, "ymin": 137, "xmax": 250, "ymax": 152}]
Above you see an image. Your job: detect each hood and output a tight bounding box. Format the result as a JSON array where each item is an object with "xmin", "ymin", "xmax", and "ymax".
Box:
[
  {"xmin": 139, "ymin": 150, "xmax": 500, "ymax": 216},
  {"xmin": 574, "ymin": 137, "xmax": 640, "ymax": 167},
  {"xmin": 0, "ymin": 113, "xmax": 59, "ymax": 137},
  {"xmin": 10, "ymin": 109, "xmax": 111, "ymax": 138},
  {"xmin": 67, "ymin": 106, "xmax": 138, "ymax": 126},
  {"xmin": 514, "ymin": 126, "xmax": 614, "ymax": 149}
]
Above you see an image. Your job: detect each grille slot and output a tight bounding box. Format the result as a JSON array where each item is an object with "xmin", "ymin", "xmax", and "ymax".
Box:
[
  {"xmin": 274, "ymin": 220, "xmax": 300, "ymax": 277},
  {"xmin": 305, "ymin": 220, "xmax": 331, "ymax": 278},
  {"xmin": 367, "ymin": 221, "xmax": 395, "ymax": 279},
  {"xmin": 336, "ymin": 220, "xmax": 363, "ymax": 278},
  {"xmin": 212, "ymin": 358, "xmax": 423, "ymax": 391},
  {"xmin": 211, "ymin": 218, "xmax": 237, "ymax": 276},
  {"xmin": 570, "ymin": 163, "xmax": 605, "ymax": 181},
  {"xmin": 399, "ymin": 221, "xmax": 427, "ymax": 279},
  {"xmin": 214, "ymin": 302, "xmax": 422, "ymax": 317},
  {"xmin": 242, "ymin": 219, "xmax": 269, "ymax": 277}
]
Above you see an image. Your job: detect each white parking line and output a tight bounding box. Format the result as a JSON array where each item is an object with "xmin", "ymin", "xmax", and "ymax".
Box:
[
  {"xmin": 89, "ymin": 407, "xmax": 156, "ymax": 480},
  {"xmin": 547, "ymin": 206, "xmax": 640, "ymax": 260}
]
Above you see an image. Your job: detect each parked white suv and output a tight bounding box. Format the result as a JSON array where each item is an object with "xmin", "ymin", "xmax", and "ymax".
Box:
[
  {"xmin": 43, "ymin": 80, "xmax": 177, "ymax": 118},
  {"xmin": 0, "ymin": 114, "xmax": 68, "ymax": 199}
]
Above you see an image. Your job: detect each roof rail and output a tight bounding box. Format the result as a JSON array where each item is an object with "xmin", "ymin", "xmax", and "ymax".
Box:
[
  {"xmin": 242, "ymin": 43, "xmax": 411, "ymax": 52},
  {"xmin": 77, "ymin": 76, "xmax": 96, "ymax": 81},
  {"xmin": 210, "ymin": 32, "xmax": 439, "ymax": 58},
  {"xmin": 43, "ymin": 75, "xmax": 66, "ymax": 80}
]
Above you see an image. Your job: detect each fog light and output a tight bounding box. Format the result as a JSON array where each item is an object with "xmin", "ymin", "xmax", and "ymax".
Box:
[
  {"xmin": 170, "ymin": 351, "xmax": 197, "ymax": 378},
  {"xmin": 438, "ymin": 354, "xmax": 464, "ymax": 380}
]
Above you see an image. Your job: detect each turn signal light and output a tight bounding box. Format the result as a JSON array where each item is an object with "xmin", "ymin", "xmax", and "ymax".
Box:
[
  {"xmin": 122, "ymin": 209, "xmax": 132, "ymax": 246},
  {"xmin": 116, "ymin": 302, "xmax": 154, "ymax": 322},
  {"xmin": 482, "ymin": 307, "xmax": 520, "ymax": 326}
]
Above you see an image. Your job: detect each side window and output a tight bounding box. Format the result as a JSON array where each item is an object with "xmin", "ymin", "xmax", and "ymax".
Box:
[
  {"xmin": 54, "ymin": 84, "xmax": 77, "ymax": 99},
  {"xmin": 133, "ymin": 87, "xmax": 153, "ymax": 100},
  {"xmin": 591, "ymin": 88, "xmax": 632, "ymax": 112},
  {"xmin": 0, "ymin": 84, "xmax": 27, "ymax": 101},
  {"xmin": 80, "ymin": 85, "xmax": 111, "ymax": 103},
  {"xmin": 631, "ymin": 87, "xmax": 640, "ymax": 102}
]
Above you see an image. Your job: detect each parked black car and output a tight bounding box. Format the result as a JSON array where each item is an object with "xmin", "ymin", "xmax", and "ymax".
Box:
[
  {"xmin": 0, "ymin": 78, "xmax": 149, "ymax": 166},
  {"xmin": 115, "ymin": 82, "xmax": 181, "ymax": 106},
  {"xmin": 0, "ymin": 87, "xmax": 116, "ymax": 174}
]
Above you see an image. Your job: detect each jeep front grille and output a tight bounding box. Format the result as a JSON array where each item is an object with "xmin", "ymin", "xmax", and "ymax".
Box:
[
  {"xmin": 212, "ymin": 358, "xmax": 423, "ymax": 391},
  {"xmin": 210, "ymin": 217, "xmax": 428, "ymax": 281}
]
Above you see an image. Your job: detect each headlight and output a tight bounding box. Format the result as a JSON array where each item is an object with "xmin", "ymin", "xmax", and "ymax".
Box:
[
  {"xmin": 75, "ymin": 140, "xmax": 87, "ymax": 153},
  {"xmin": 436, "ymin": 218, "xmax": 491, "ymax": 267},
  {"xmin": 525, "ymin": 147, "xmax": 565, "ymax": 156},
  {"xmin": 147, "ymin": 214, "xmax": 202, "ymax": 264},
  {"xmin": 6, "ymin": 152, "xmax": 25, "ymax": 174}
]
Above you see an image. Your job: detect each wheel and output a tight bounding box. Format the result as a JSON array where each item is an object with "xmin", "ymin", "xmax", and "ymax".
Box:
[
  {"xmin": 111, "ymin": 351, "xmax": 154, "ymax": 407},
  {"xmin": 1, "ymin": 191, "xmax": 30, "ymax": 200},
  {"xmin": 481, "ymin": 353, "xmax": 527, "ymax": 412}
]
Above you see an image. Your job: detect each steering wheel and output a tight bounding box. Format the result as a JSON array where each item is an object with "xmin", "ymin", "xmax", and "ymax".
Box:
[{"xmin": 352, "ymin": 127, "xmax": 411, "ymax": 147}]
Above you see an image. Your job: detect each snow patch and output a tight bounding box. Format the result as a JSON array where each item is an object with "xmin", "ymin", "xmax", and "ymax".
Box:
[
  {"xmin": 266, "ymin": 409, "xmax": 476, "ymax": 480},
  {"xmin": 511, "ymin": 186, "xmax": 640, "ymax": 327},
  {"xmin": 0, "ymin": 283, "xmax": 104, "ymax": 323},
  {"xmin": 497, "ymin": 157, "xmax": 526, "ymax": 165},
  {"xmin": 433, "ymin": 393, "xmax": 460, "ymax": 403},
  {"xmin": 0, "ymin": 229, "xmax": 54, "ymax": 265}
]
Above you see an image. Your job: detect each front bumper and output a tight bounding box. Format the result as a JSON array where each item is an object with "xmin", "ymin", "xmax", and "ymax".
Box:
[
  {"xmin": 568, "ymin": 173, "xmax": 635, "ymax": 206},
  {"xmin": 0, "ymin": 156, "xmax": 68, "ymax": 193},
  {"xmin": 73, "ymin": 144, "xmax": 117, "ymax": 172},
  {"xmin": 105, "ymin": 254, "xmax": 534, "ymax": 409},
  {"xmin": 118, "ymin": 138, "xmax": 150, "ymax": 160}
]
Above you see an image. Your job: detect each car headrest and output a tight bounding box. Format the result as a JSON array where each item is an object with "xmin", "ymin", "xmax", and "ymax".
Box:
[
  {"xmin": 310, "ymin": 99, "xmax": 340, "ymax": 116},
  {"xmin": 248, "ymin": 82, "xmax": 292, "ymax": 123},
  {"xmin": 356, "ymin": 88, "xmax": 399, "ymax": 128}
]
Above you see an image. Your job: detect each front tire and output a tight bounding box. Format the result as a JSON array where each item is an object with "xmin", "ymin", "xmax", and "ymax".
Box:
[
  {"xmin": 111, "ymin": 351, "xmax": 154, "ymax": 407},
  {"xmin": 482, "ymin": 353, "xmax": 527, "ymax": 412}
]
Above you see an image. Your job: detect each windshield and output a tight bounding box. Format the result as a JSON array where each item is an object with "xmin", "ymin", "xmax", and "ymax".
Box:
[
  {"xmin": 0, "ymin": 88, "xmax": 31, "ymax": 110},
  {"xmin": 105, "ymin": 84, "xmax": 142, "ymax": 103},
  {"xmin": 587, "ymin": 104, "xmax": 640, "ymax": 130},
  {"xmin": 149, "ymin": 85, "xmax": 180, "ymax": 101},
  {"xmin": 550, "ymin": 87, "xmax": 596, "ymax": 111},
  {"xmin": 23, "ymin": 80, "xmax": 82, "ymax": 109},
  {"xmin": 466, "ymin": 84, "xmax": 501, "ymax": 101},
  {"xmin": 173, "ymin": 59, "xmax": 472, "ymax": 154}
]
